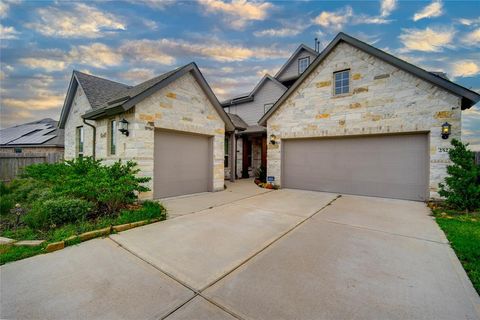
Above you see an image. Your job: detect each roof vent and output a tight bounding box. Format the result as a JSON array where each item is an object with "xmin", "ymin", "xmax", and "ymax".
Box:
[{"xmin": 314, "ymin": 38, "xmax": 321, "ymax": 52}]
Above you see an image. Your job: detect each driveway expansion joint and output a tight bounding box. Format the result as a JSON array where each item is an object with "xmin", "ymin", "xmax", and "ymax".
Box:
[
  {"xmin": 197, "ymin": 195, "xmax": 341, "ymax": 293},
  {"xmin": 321, "ymin": 219, "xmax": 450, "ymax": 245}
]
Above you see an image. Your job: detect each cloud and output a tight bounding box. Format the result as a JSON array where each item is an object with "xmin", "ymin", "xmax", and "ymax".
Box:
[
  {"xmin": 313, "ymin": 6, "xmax": 392, "ymax": 30},
  {"xmin": 0, "ymin": 24, "xmax": 20, "ymax": 39},
  {"xmin": 462, "ymin": 105, "xmax": 480, "ymax": 151},
  {"xmin": 413, "ymin": 1, "xmax": 443, "ymax": 21},
  {"xmin": 380, "ymin": 0, "xmax": 397, "ymax": 17},
  {"xmin": 462, "ymin": 28, "xmax": 480, "ymax": 46},
  {"xmin": 254, "ymin": 26, "xmax": 306, "ymax": 37},
  {"xmin": 451, "ymin": 60, "xmax": 480, "ymax": 78},
  {"xmin": 20, "ymin": 43, "xmax": 122, "ymax": 71},
  {"xmin": 69, "ymin": 43, "xmax": 123, "ymax": 69},
  {"xmin": 0, "ymin": 0, "xmax": 21, "ymax": 18},
  {"xmin": 0, "ymin": 2, "xmax": 8, "ymax": 18},
  {"xmin": 313, "ymin": 6, "xmax": 353, "ymax": 30},
  {"xmin": 399, "ymin": 27, "xmax": 455, "ymax": 52},
  {"xmin": 198, "ymin": 0, "xmax": 273, "ymax": 29},
  {"xmin": 353, "ymin": 15, "xmax": 391, "ymax": 25},
  {"xmin": 120, "ymin": 38, "xmax": 289, "ymax": 63},
  {"xmin": 27, "ymin": 3, "xmax": 125, "ymax": 38},
  {"xmin": 19, "ymin": 58, "xmax": 67, "ymax": 72},
  {"xmin": 119, "ymin": 68, "xmax": 156, "ymax": 83},
  {"xmin": 457, "ymin": 17, "xmax": 480, "ymax": 26},
  {"xmin": 142, "ymin": 19, "xmax": 159, "ymax": 30},
  {"xmin": 128, "ymin": 0, "xmax": 175, "ymax": 10},
  {"xmin": 120, "ymin": 40, "xmax": 176, "ymax": 65},
  {"xmin": 2, "ymin": 94, "xmax": 63, "ymax": 111}
]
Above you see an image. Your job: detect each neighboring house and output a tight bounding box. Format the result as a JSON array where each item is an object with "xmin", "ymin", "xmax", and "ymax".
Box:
[
  {"xmin": 222, "ymin": 44, "xmax": 318, "ymax": 179},
  {"xmin": 258, "ymin": 32, "xmax": 480, "ymax": 201},
  {"xmin": 0, "ymin": 118, "xmax": 64, "ymax": 154},
  {"xmin": 0, "ymin": 118, "xmax": 64, "ymax": 181},
  {"xmin": 59, "ymin": 63, "xmax": 234, "ymax": 200}
]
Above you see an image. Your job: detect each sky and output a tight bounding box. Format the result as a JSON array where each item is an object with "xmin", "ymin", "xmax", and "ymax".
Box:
[{"xmin": 0, "ymin": 0, "xmax": 479, "ymax": 149}]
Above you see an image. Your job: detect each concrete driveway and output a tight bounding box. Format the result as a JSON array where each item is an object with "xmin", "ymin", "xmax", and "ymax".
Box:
[{"xmin": 2, "ymin": 181, "xmax": 479, "ymax": 320}]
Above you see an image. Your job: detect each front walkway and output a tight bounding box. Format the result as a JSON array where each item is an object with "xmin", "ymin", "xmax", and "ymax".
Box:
[
  {"xmin": 160, "ymin": 179, "xmax": 271, "ymax": 219},
  {"xmin": 2, "ymin": 182, "xmax": 479, "ymax": 319}
]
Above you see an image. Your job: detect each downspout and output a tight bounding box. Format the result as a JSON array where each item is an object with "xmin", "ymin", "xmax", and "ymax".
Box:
[{"xmin": 82, "ymin": 118, "xmax": 96, "ymax": 159}]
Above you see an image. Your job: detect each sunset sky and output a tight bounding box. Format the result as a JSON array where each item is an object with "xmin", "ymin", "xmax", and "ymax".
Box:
[{"xmin": 0, "ymin": 0, "xmax": 479, "ymax": 148}]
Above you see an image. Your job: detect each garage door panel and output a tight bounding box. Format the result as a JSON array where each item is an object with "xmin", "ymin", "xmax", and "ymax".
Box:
[
  {"xmin": 283, "ymin": 134, "xmax": 428, "ymax": 201},
  {"xmin": 154, "ymin": 130, "xmax": 211, "ymax": 199}
]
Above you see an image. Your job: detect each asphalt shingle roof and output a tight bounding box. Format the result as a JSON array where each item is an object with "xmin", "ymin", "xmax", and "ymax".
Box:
[
  {"xmin": 73, "ymin": 71, "xmax": 131, "ymax": 109},
  {"xmin": 111, "ymin": 68, "xmax": 179, "ymax": 103},
  {"xmin": 227, "ymin": 113, "xmax": 248, "ymax": 130}
]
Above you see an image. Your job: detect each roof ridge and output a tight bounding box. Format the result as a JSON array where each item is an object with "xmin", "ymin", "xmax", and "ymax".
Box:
[{"xmin": 73, "ymin": 70, "xmax": 130, "ymax": 88}]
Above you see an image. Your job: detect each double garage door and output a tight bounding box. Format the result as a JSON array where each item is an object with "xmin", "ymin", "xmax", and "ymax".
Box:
[
  {"xmin": 282, "ymin": 134, "xmax": 429, "ymax": 201},
  {"xmin": 154, "ymin": 130, "xmax": 212, "ymax": 199}
]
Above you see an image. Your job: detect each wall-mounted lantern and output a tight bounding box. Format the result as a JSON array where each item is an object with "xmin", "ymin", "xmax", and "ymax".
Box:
[
  {"xmin": 119, "ymin": 118, "xmax": 129, "ymax": 136},
  {"xmin": 441, "ymin": 122, "xmax": 451, "ymax": 139},
  {"xmin": 270, "ymin": 134, "xmax": 277, "ymax": 145}
]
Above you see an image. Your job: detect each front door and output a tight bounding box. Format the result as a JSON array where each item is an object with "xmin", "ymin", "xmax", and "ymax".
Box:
[{"xmin": 242, "ymin": 138, "xmax": 252, "ymax": 178}]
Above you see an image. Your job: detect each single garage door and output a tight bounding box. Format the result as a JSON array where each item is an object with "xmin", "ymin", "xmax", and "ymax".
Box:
[
  {"xmin": 282, "ymin": 134, "xmax": 428, "ymax": 201},
  {"xmin": 154, "ymin": 130, "xmax": 211, "ymax": 199}
]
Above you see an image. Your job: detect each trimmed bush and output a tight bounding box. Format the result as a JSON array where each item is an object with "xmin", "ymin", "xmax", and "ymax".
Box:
[
  {"xmin": 24, "ymin": 197, "xmax": 93, "ymax": 230},
  {"xmin": 20, "ymin": 157, "xmax": 150, "ymax": 215}
]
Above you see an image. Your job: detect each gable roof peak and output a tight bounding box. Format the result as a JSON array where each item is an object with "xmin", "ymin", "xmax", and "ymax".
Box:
[
  {"xmin": 259, "ymin": 32, "xmax": 480, "ymax": 126},
  {"xmin": 274, "ymin": 43, "xmax": 319, "ymax": 79}
]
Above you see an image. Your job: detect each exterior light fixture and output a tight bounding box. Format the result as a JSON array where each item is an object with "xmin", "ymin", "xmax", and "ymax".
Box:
[
  {"xmin": 119, "ymin": 118, "xmax": 129, "ymax": 136},
  {"xmin": 441, "ymin": 122, "xmax": 451, "ymax": 140},
  {"xmin": 270, "ymin": 134, "xmax": 277, "ymax": 145}
]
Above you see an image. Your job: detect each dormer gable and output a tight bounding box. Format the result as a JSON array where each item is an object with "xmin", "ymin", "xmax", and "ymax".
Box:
[{"xmin": 275, "ymin": 44, "xmax": 319, "ymax": 87}]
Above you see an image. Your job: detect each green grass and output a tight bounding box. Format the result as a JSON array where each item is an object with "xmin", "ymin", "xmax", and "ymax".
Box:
[
  {"xmin": 0, "ymin": 244, "xmax": 45, "ymax": 265},
  {"xmin": 432, "ymin": 208, "xmax": 480, "ymax": 295},
  {"xmin": 0, "ymin": 201, "xmax": 167, "ymax": 265}
]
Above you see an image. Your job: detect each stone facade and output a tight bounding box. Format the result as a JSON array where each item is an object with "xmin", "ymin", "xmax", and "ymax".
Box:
[
  {"xmin": 266, "ymin": 42, "xmax": 462, "ymax": 199},
  {"xmin": 64, "ymin": 72, "xmax": 226, "ymax": 199}
]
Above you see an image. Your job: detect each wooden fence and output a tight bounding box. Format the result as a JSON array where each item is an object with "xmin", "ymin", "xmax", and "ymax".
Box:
[{"xmin": 0, "ymin": 153, "xmax": 63, "ymax": 182}]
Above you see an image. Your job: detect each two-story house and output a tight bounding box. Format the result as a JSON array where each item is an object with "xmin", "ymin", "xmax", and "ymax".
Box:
[{"xmin": 222, "ymin": 44, "xmax": 318, "ymax": 179}]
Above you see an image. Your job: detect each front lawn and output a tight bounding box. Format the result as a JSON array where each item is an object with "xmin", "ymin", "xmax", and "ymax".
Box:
[
  {"xmin": 432, "ymin": 207, "xmax": 480, "ymax": 295},
  {"xmin": 0, "ymin": 157, "xmax": 166, "ymax": 265}
]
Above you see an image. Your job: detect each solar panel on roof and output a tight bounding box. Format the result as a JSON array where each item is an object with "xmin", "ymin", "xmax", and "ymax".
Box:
[
  {"xmin": 0, "ymin": 123, "xmax": 58, "ymax": 145},
  {"xmin": 10, "ymin": 134, "xmax": 56, "ymax": 145}
]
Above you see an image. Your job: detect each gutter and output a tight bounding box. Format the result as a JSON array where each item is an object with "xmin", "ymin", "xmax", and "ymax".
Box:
[{"xmin": 82, "ymin": 118, "xmax": 96, "ymax": 159}]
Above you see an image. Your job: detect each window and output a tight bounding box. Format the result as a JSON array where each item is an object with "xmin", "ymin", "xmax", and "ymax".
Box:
[
  {"xmin": 14, "ymin": 147, "xmax": 22, "ymax": 154},
  {"xmin": 334, "ymin": 69, "xmax": 350, "ymax": 95},
  {"xmin": 224, "ymin": 137, "xmax": 229, "ymax": 167},
  {"xmin": 264, "ymin": 103, "xmax": 274, "ymax": 114},
  {"xmin": 109, "ymin": 120, "xmax": 117, "ymax": 155},
  {"xmin": 76, "ymin": 126, "xmax": 84, "ymax": 157},
  {"xmin": 298, "ymin": 57, "xmax": 310, "ymax": 74}
]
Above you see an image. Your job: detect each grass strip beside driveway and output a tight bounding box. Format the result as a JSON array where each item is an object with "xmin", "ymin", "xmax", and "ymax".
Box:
[
  {"xmin": 433, "ymin": 208, "xmax": 480, "ymax": 295},
  {"xmin": 1, "ymin": 202, "xmax": 167, "ymax": 265}
]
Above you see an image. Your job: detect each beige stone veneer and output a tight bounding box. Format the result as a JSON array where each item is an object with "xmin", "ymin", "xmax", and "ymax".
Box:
[
  {"xmin": 64, "ymin": 72, "xmax": 226, "ymax": 199},
  {"xmin": 266, "ymin": 42, "xmax": 461, "ymax": 199}
]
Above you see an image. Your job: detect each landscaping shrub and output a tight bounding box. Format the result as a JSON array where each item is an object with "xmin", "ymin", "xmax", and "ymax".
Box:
[
  {"xmin": 24, "ymin": 197, "xmax": 93, "ymax": 230},
  {"xmin": 438, "ymin": 139, "xmax": 480, "ymax": 211},
  {"xmin": 21, "ymin": 157, "xmax": 150, "ymax": 215},
  {"xmin": 254, "ymin": 165, "xmax": 267, "ymax": 183},
  {"xmin": 0, "ymin": 182, "xmax": 15, "ymax": 216}
]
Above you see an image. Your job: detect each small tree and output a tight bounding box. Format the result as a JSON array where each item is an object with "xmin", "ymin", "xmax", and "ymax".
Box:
[{"xmin": 438, "ymin": 139, "xmax": 480, "ymax": 211}]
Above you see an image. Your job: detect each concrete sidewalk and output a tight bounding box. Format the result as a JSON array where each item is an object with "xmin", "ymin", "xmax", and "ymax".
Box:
[
  {"xmin": 160, "ymin": 179, "xmax": 271, "ymax": 219},
  {"xmin": 1, "ymin": 182, "xmax": 479, "ymax": 320}
]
